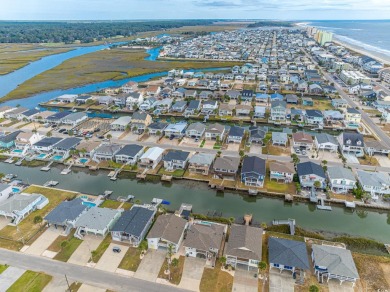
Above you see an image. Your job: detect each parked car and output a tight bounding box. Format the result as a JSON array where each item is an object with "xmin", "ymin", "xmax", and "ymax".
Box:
[{"xmin": 112, "ymin": 247, "xmax": 121, "ymax": 253}]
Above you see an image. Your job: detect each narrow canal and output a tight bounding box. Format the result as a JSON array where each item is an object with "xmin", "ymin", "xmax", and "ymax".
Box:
[{"xmin": 1, "ymin": 162, "xmax": 389, "ymax": 242}]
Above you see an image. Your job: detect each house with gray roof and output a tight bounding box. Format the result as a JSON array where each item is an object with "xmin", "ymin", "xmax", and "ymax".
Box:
[
  {"xmin": 327, "ymin": 167, "xmax": 356, "ymax": 193},
  {"xmin": 213, "ymin": 156, "xmax": 240, "ymax": 179},
  {"xmin": 171, "ymin": 101, "xmax": 187, "ymax": 113},
  {"xmin": 183, "ymin": 220, "xmax": 227, "ymax": 262},
  {"xmin": 52, "ymin": 137, "xmax": 82, "ymax": 155},
  {"xmin": 45, "ymin": 198, "xmax": 88, "ymax": 229},
  {"xmin": 227, "ymin": 126, "xmax": 245, "ymax": 143},
  {"xmin": 93, "ymin": 143, "xmax": 122, "ymax": 161},
  {"xmin": 114, "ymin": 144, "xmax": 144, "ymax": 164},
  {"xmin": 364, "ymin": 139, "xmax": 390, "ymax": 156},
  {"xmin": 111, "ymin": 116, "xmax": 132, "ymax": 131},
  {"xmin": 315, "ymin": 133, "xmax": 338, "ymax": 152},
  {"xmin": 188, "ymin": 153, "xmax": 215, "ymax": 175},
  {"xmin": 268, "ymin": 237, "xmax": 310, "ymax": 275},
  {"xmin": 270, "ymin": 101, "xmax": 287, "ymax": 122},
  {"xmin": 248, "ymin": 126, "xmax": 266, "ymax": 144},
  {"xmin": 163, "ymin": 150, "xmax": 190, "ymax": 171},
  {"xmin": 184, "ymin": 100, "xmax": 201, "ymax": 115},
  {"xmin": 297, "ymin": 161, "xmax": 326, "ymax": 189},
  {"xmin": 60, "ymin": 112, "xmax": 88, "ymax": 126},
  {"xmin": 147, "ymin": 213, "xmax": 188, "ymax": 253},
  {"xmin": 272, "ymin": 132, "xmax": 288, "ymax": 146},
  {"xmin": 0, "ymin": 183, "xmax": 13, "ymax": 204},
  {"xmin": 111, "ymin": 205, "xmax": 156, "ymax": 246},
  {"xmin": 147, "ymin": 122, "xmax": 168, "ymax": 136},
  {"xmin": 185, "ymin": 122, "xmax": 206, "ymax": 139},
  {"xmin": 31, "ymin": 137, "xmax": 62, "ymax": 152},
  {"xmin": 337, "ymin": 132, "xmax": 365, "ymax": 157},
  {"xmin": 76, "ymin": 207, "xmax": 122, "ymax": 237},
  {"xmin": 241, "ymin": 156, "xmax": 266, "ymax": 187},
  {"xmin": 164, "ymin": 122, "xmax": 188, "ymax": 138},
  {"xmin": 225, "ymin": 225, "xmax": 263, "ymax": 271},
  {"xmin": 0, "ymin": 131, "xmax": 22, "ymax": 149},
  {"xmin": 312, "ymin": 245, "xmax": 359, "ymax": 285},
  {"xmin": 0, "ymin": 193, "xmax": 48, "ymax": 225},
  {"xmin": 205, "ymin": 123, "xmax": 226, "ymax": 140},
  {"xmin": 356, "ymin": 170, "xmax": 390, "ymax": 197}
]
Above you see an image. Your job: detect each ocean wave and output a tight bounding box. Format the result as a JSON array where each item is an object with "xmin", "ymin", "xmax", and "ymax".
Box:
[
  {"xmin": 335, "ymin": 34, "xmax": 390, "ymax": 57},
  {"xmin": 350, "ymin": 28, "xmax": 363, "ymax": 31}
]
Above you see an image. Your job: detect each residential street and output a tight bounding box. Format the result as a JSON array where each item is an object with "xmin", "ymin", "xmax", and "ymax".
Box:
[{"xmin": 0, "ymin": 248, "xmax": 187, "ymax": 292}]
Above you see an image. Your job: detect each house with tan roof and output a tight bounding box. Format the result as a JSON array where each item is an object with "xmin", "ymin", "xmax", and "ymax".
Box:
[
  {"xmin": 269, "ymin": 161, "xmax": 295, "ymax": 183},
  {"xmin": 147, "ymin": 213, "xmax": 188, "ymax": 253},
  {"xmin": 225, "ymin": 225, "xmax": 263, "ymax": 271},
  {"xmin": 292, "ymin": 132, "xmax": 314, "ymax": 150}
]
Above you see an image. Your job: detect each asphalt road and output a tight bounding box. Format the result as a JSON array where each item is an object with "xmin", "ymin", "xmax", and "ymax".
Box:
[
  {"xmin": 302, "ymin": 49, "xmax": 390, "ymax": 148},
  {"xmin": 0, "ymin": 248, "xmax": 187, "ymax": 292}
]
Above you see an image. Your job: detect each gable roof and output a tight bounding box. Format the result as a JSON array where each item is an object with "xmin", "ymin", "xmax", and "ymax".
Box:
[
  {"xmin": 241, "ymin": 156, "xmax": 266, "ymax": 176},
  {"xmin": 186, "ymin": 122, "xmax": 206, "ymax": 133},
  {"xmin": 327, "ymin": 166, "xmax": 356, "ymax": 181},
  {"xmin": 45, "ymin": 198, "xmax": 87, "ymax": 225},
  {"xmin": 33, "ymin": 137, "xmax": 62, "ymax": 147},
  {"xmin": 0, "ymin": 193, "xmax": 42, "ymax": 213},
  {"xmin": 147, "ymin": 213, "xmax": 187, "ymax": 244},
  {"xmin": 111, "ymin": 206, "xmax": 155, "ymax": 237},
  {"xmin": 53, "ymin": 137, "xmax": 82, "ymax": 150},
  {"xmin": 268, "ymin": 237, "xmax": 310, "ymax": 270},
  {"xmin": 140, "ymin": 147, "xmax": 164, "ymax": 160},
  {"xmin": 292, "ymin": 132, "xmax": 313, "ymax": 143},
  {"xmin": 340, "ymin": 132, "xmax": 364, "ymax": 147},
  {"xmin": 163, "ymin": 150, "xmax": 190, "ymax": 162},
  {"xmin": 269, "ymin": 161, "xmax": 295, "ymax": 174},
  {"xmin": 115, "ymin": 144, "xmax": 143, "ymax": 157},
  {"xmin": 75, "ymin": 207, "xmax": 120, "ymax": 231},
  {"xmin": 213, "ymin": 156, "xmax": 240, "ymax": 171},
  {"xmin": 224, "ymin": 225, "xmax": 262, "ymax": 261},
  {"xmin": 189, "ymin": 153, "xmax": 215, "ymax": 165},
  {"xmin": 0, "ymin": 131, "xmax": 23, "ymax": 144},
  {"xmin": 305, "ymin": 110, "xmax": 323, "ymax": 118},
  {"xmin": 228, "ymin": 126, "xmax": 245, "ymax": 137},
  {"xmin": 184, "ymin": 222, "xmax": 225, "ymax": 251},
  {"xmin": 312, "ymin": 245, "xmax": 359, "ymax": 279},
  {"xmin": 297, "ymin": 161, "xmax": 325, "ymax": 178},
  {"xmin": 315, "ymin": 133, "xmax": 338, "ymax": 145}
]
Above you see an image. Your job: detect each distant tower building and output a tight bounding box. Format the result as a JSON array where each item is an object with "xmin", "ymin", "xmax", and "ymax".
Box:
[{"xmin": 315, "ymin": 30, "xmax": 333, "ymax": 46}]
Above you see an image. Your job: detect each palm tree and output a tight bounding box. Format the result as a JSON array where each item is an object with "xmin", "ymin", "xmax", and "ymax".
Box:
[{"xmin": 106, "ymin": 134, "xmax": 112, "ymax": 141}]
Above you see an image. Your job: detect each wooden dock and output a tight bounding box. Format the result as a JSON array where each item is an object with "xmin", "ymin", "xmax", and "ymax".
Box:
[
  {"xmin": 40, "ymin": 161, "xmax": 54, "ymax": 172},
  {"xmin": 272, "ymin": 218, "xmax": 296, "ymax": 235},
  {"xmin": 317, "ymin": 198, "xmax": 332, "ymax": 211},
  {"xmin": 161, "ymin": 175, "xmax": 173, "ymax": 182}
]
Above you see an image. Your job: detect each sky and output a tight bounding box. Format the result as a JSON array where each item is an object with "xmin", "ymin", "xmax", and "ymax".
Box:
[{"xmin": 0, "ymin": 0, "xmax": 390, "ymax": 20}]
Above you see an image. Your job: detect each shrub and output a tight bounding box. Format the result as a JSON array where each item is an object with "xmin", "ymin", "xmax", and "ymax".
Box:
[{"xmin": 309, "ymin": 285, "xmax": 319, "ymax": 292}]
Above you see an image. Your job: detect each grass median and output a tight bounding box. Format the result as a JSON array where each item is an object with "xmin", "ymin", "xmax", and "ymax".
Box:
[{"xmin": 7, "ymin": 270, "xmax": 52, "ymax": 292}]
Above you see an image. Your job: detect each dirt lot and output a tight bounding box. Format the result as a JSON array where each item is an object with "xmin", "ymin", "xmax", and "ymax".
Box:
[
  {"xmin": 180, "ymin": 137, "xmax": 201, "ymax": 147},
  {"xmin": 263, "ymin": 144, "xmax": 291, "ymax": 156},
  {"xmin": 159, "ymin": 137, "xmax": 180, "ymax": 146}
]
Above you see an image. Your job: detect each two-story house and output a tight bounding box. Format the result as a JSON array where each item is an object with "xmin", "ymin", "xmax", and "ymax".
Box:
[
  {"xmin": 327, "ymin": 166, "xmax": 356, "ymax": 193},
  {"xmin": 213, "ymin": 156, "xmax": 240, "ymax": 179},
  {"xmin": 357, "ymin": 170, "xmax": 390, "ymax": 197},
  {"xmin": 344, "ymin": 107, "xmax": 361, "ymax": 129},
  {"xmin": 163, "ymin": 150, "xmax": 190, "ymax": 171},
  {"xmin": 269, "ymin": 161, "xmax": 295, "ymax": 183},
  {"xmin": 292, "ymin": 132, "xmax": 314, "ymax": 150},
  {"xmin": 337, "ymin": 132, "xmax": 365, "ymax": 157},
  {"xmin": 205, "ymin": 123, "xmax": 225, "ymax": 141},
  {"xmin": 241, "ymin": 156, "xmax": 266, "ymax": 187},
  {"xmin": 188, "ymin": 153, "xmax": 215, "ymax": 176},
  {"xmin": 297, "ymin": 161, "xmax": 326, "ymax": 189},
  {"xmin": 270, "ymin": 101, "xmax": 287, "ymax": 122}
]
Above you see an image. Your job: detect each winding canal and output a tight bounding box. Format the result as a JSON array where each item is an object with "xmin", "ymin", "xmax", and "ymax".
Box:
[{"xmin": 1, "ymin": 162, "xmax": 389, "ymax": 242}]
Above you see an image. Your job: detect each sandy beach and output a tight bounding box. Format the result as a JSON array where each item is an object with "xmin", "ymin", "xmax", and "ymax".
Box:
[{"xmin": 333, "ymin": 37, "xmax": 390, "ymax": 66}]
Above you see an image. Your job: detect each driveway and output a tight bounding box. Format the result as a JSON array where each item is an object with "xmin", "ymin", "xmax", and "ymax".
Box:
[
  {"xmin": 43, "ymin": 276, "xmax": 73, "ymax": 292},
  {"xmin": 375, "ymin": 155, "xmax": 390, "ymax": 167},
  {"xmin": 134, "ymin": 250, "xmax": 166, "ymax": 282},
  {"xmin": 24, "ymin": 227, "xmax": 61, "ymax": 256},
  {"xmin": 327, "ymin": 279, "xmax": 354, "ymax": 292},
  {"xmin": 0, "ymin": 218, "xmax": 10, "ymax": 231},
  {"xmin": 343, "ymin": 154, "xmax": 359, "ymax": 164},
  {"xmin": 227, "ymin": 143, "xmax": 240, "ymax": 152},
  {"xmin": 232, "ymin": 269, "xmax": 258, "ymax": 292},
  {"xmin": 249, "ymin": 144, "xmax": 263, "ymax": 155},
  {"xmin": 0, "ymin": 267, "xmax": 26, "ymax": 292},
  {"xmin": 68, "ymin": 235, "xmax": 103, "ymax": 265},
  {"xmin": 269, "ymin": 269, "xmax": 295, "ymax": 292},
  {"xmin": 95, "ymin": 243, "xmax": 129, "ymax": 272},
  {"xmin": 178, "ymin": 257, "xmax": 205, "ymax": 291}
]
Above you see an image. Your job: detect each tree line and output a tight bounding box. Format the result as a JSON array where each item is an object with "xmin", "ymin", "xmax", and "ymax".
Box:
[{"xmin": 0, "ymin": 20, "xmax": 214, "ymax": 44}]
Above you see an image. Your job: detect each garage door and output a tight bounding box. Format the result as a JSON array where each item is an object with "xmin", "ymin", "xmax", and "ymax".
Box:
[{"xmin": 196, "ymin": 253, "xmax": 206, "ymax": 259}]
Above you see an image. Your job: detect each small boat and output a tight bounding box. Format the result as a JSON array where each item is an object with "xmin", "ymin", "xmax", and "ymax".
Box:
[
  {"xmin": 161, "ymin": 200, "xmax": 171, "ymax": 205},
  {"xmin": 2, "ymin": 174, "xmax": 17, "ymax": 182}
]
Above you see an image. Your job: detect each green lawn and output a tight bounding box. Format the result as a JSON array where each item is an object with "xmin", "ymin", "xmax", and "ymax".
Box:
[
  {"xmin": 118, "ymin": 247, "xmax": 142, "ymax": 272},
  {"xmin": 0, "ymin": 186, "xmax": 77, "ymax": 242},
  {"xmin": 158, "ymin": 256, "xmax": 185, "ymax": 285},
  {"xmin": 0, "ymin": 264, "xmax": 8, "ymax": 274},
  {"xmin": 264, "ymin": 175, "xmax": 296, "ymax": 194},
  {"xmin": 158, "ymin": 168, "xmax": 185, "ymax": 177},
  {"xmin": 7, "ymin": 270, "xmax": 52, "ymax": 292},
  {"xmin": 99, "ymin": 200, "xmax": 122, "ymax": 209},
  {"xmin": 53, "ymin": 236, "xmax": 83, "ymax": 262},
  {"xmin": 91, "ymin": 235, "xmax": 111, "ymax": 263}
]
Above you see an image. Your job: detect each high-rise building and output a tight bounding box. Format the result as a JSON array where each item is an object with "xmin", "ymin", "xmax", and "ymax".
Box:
[{"xmin": 315, "ymin": 30, "xmax": 333, "ymax": 46}]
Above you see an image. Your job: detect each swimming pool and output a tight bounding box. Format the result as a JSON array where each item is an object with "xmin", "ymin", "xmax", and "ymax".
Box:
[
  {"xmin": 52, "ymin": 155, "xmax": 63, "ymax": 161},
  {"xmin": 82, "ymin": 201, "xmax": 96, "ymax": 208},
  {"xmin": 79, "ymin": 158, "xmax": 89, "ymax": 164},
  {"xmin": 12, "ymin": 187, "xmax": 20, "ymax": 193},
  {"xmin": 37, "ymin": 153, "xmax": 46, "ymax": 159},
  {"xmin": 12, "ymin": 149, "xmax": 23, "ymax": 153}
]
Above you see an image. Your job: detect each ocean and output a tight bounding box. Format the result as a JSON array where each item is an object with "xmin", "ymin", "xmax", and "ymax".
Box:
[{"xmin": 303, "ymin": 20, "xmax": 390, "ymax": 62}]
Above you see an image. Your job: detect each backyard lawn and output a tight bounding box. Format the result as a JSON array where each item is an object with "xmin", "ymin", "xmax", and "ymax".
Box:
[
  {"xmin": 262, "ymin": 144, "xmax": 291, "ymax": 156},
  {"xmin": 7, "ymin": 270, "xmax": 52, "ymax": 292},
  {"xmin": 199, "ymin": 262, "xmax": 233, "ymax": 292},
  {"xmin": 53, "ymin": 236, "xmax": 83, "ymax": 262},
  {"xmin": 265, "ymin": 176, "xmax": 296, "ymax": 194},
  {"xmin": 99, "ymin": 200, "xmax": 122, "ymax": 209},
  {"xmin": 158, "ymin": 256, "xmax": 185, "ymax": 285},
  {"xmin": 158, "ymin": 168, "xmax": 185, "ymax": 177},
  {"xmin": 0, "ymin": 185, "xmax": 78, "ymax": 242},
  {"xmin": 118, "ymin": 247, "xmax": 142, "ymax": 272}
]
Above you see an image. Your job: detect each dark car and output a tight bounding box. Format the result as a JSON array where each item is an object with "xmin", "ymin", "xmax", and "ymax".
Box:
[{"xmin": 112, "ymin": 247, "xmax": 121, "ymax": 253}]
